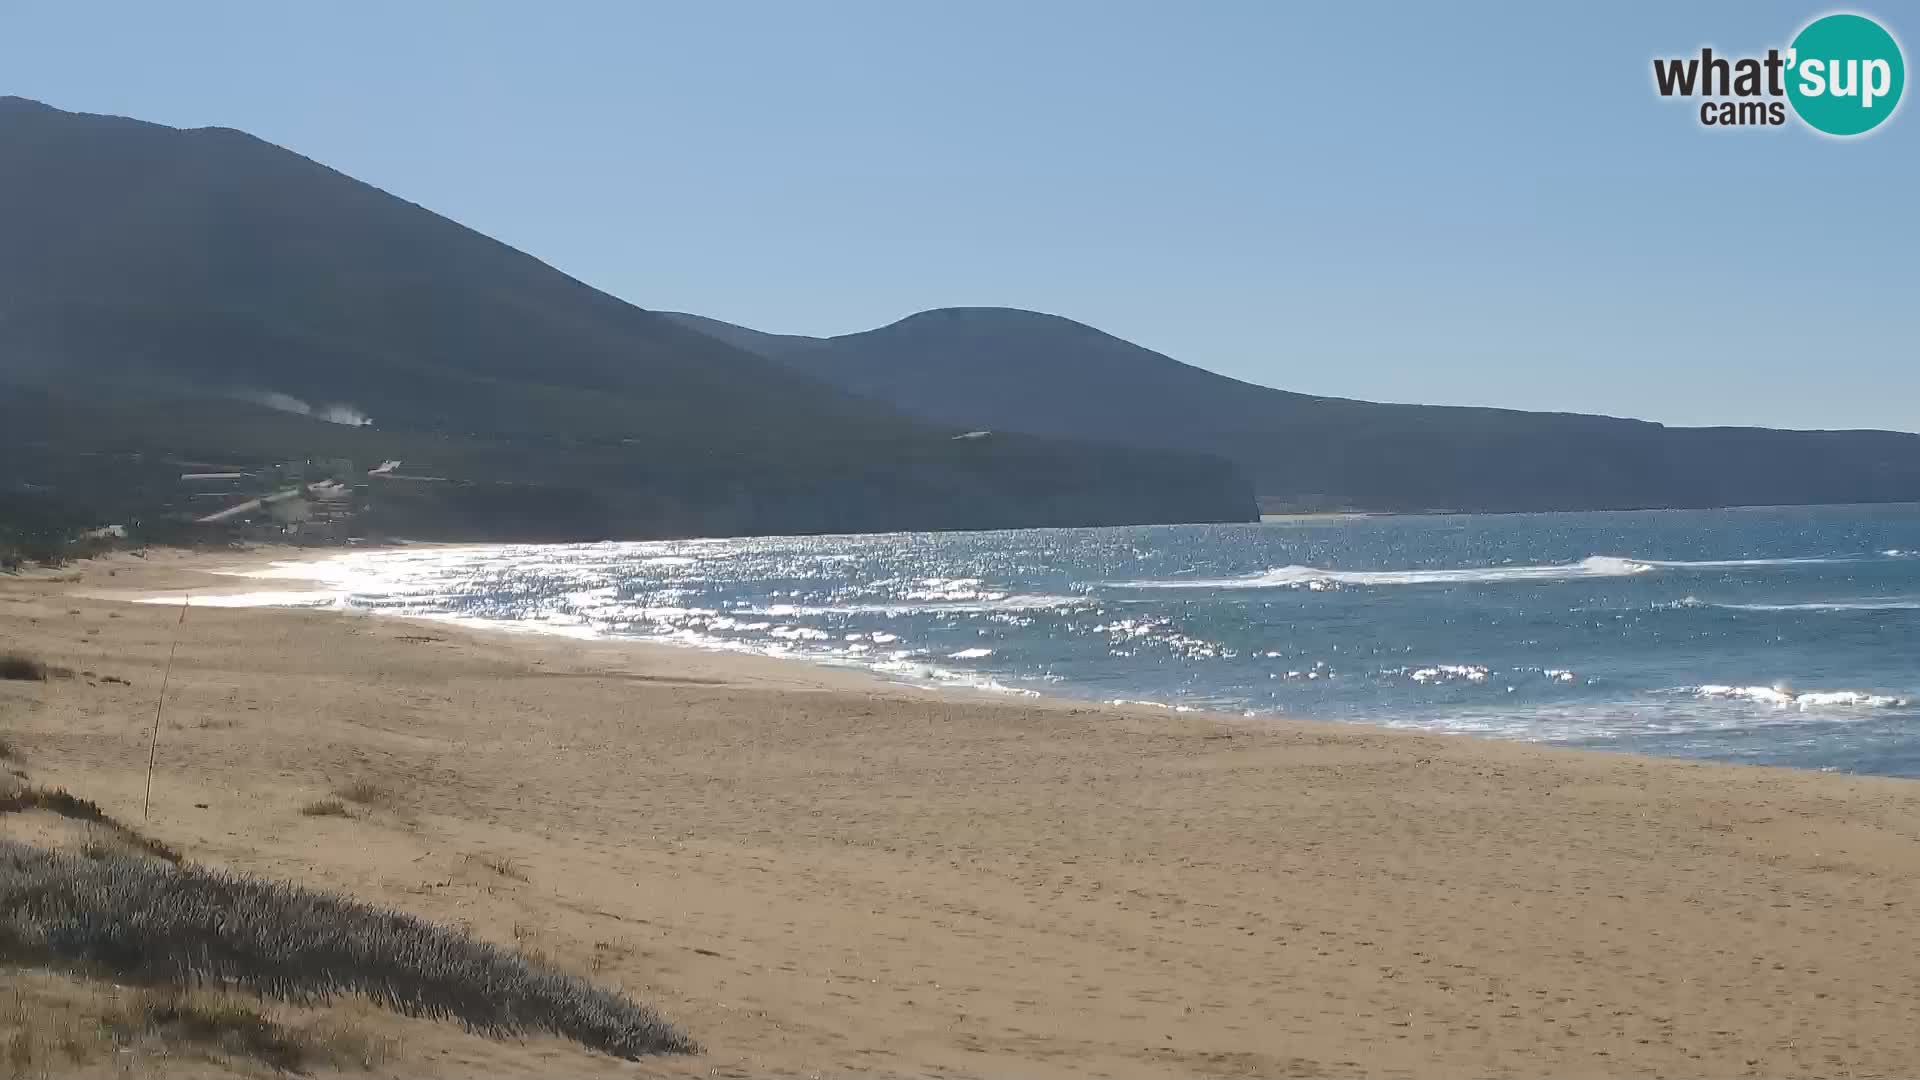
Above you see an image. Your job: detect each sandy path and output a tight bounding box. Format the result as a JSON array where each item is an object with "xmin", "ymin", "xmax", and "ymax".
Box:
[{"xmin": 5, "ymin": 549, "xmax": 1920, "ymax": 1077}]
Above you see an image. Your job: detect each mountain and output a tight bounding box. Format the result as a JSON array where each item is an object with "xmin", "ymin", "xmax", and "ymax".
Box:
[
  {"xmin": 0, "ymin": 98, "xmax": 1255, "ymax": 538},
  {"xmin": 664, "ymin": 307, "xmax": 1920, "ymax": 513},
  {"xmin": 659, "ymin": 311, "xmax": 825, "ymax": 362}
]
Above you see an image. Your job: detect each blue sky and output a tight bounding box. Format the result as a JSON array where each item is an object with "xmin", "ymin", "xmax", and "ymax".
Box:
[{"xmin": 3, "ymin": 1, "xmax": 1913, "ymax": 430}]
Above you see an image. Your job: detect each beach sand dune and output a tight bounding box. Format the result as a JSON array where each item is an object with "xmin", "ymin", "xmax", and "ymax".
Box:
[{"xmin": 6, "ymin": 549, "xmax": 1920, "ymax": 1077}]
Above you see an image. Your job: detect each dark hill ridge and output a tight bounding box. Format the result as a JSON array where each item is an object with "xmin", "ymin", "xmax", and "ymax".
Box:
[
  {"xmin": 663, "ymin": 307, "xmax": 1920, "ymax": 513},
  {"xmin": 0, "ymin": 98, "xmax": 1255, "ymax": 537},
  {"xmin": 0, "ymin": 95, "xmax": 889, "ymax": 444}
]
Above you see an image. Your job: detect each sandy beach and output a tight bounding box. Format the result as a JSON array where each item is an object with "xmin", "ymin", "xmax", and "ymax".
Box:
[{"xmin": 6, "ymin": 548, "xmax": 1920, "ymax": 1077}]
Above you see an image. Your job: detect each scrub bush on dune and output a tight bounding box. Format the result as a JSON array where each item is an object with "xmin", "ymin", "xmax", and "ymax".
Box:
[
  {"xmin": 0, "ymin": 653, "xmax": 48, "ymax": 681},
  {"xmin": 0, "ymin": 841, "xmax": 697, "ymax": 1058},
  {"xmin": 0, "ymin": 786, "xmax": 182, "ymax": 863}
]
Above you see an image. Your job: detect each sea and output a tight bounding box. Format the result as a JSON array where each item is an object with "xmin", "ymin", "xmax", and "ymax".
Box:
[{"xmin": 209, "ymin": 504, "xmax": 1920, "ymax": 778}]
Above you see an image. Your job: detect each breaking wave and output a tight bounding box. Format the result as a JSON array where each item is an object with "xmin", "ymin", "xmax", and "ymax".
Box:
[
  {"xmin": 1683, "ymin": 685, "xmax": 1910, "ymax": 709},
  {"xmin": 1712, "ymin": 598, "xmax": 1920, "ymax": 612},
  {"xmin": 1107, "ymin": 552, "xmax": 1889, "ymax": 591},
  {"xmin": 1634, "ymin": 556, "xmax": 1862, "ymax": 570},
  {"xmin": 741, "ymin": 594, "xmax": 1087, "ymax": 617},
  {"xmin": 1108, "ymin": 555, "xmax": 1654, "ymax": 589}
]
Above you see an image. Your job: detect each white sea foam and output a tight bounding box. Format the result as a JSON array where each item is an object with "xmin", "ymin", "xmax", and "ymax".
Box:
[
  {"xmin": 1376, "ymin": 663, "xmax": 1580, "ymax": 686},
  {"xmin": 768, "ymin": 626, "xmax": 833, "ymax": 642},
  {"xmin": 1714, "ymin": 598, "xmax": 1920, "ymax": 612},
  {"xmin": 132, "ymin": 590, "xmax": 341, "ymax": 609},
  {"xmin": 900, "ymin": 577, "xmax": 994, "ymax": 601},
  {"xmin": 868, "ymin": 658, "xmax": 1038, "ymax": 696},
  {"xmin": 1107, "ymin": 698, "xmax": 1198, "ymax": 712},
  {"xmin": 1794, "ymin": 690, "xmax": 1909, "ymax": 707},
  {"xmin": 1108, "ymin": 555, "xmax": 1653, "ymax": 589},
  {"xmin": 1654, "ymin": 595, "xmax": 1707, "ymax": 610},
  {"xmin": 1636, "ymin": 556, "xmax": 1858, "ymax": 570},
  {"xmin": 743, "ymin": 594, "xmax": 1085, "ymax": 617},
  {"xmin": 1107, "ymin": 551, "xmax": 1889, "ymax": 591},
  {"xmin": 1410, "ymin": 664, "xmax": 1489, "ymax": 684},
  {"xmin": 1689, "ymin": 684, "xmax": 1910, "ymax": 709}
]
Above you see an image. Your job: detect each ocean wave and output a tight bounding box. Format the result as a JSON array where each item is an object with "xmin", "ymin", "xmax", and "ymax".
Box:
[
  {"xmin": 1635, "ymin": 556, "xmax": 1859, "ymax": 570},
  {"xmin": 1107, "ymin": 555, "xmax": 1653, "ymax": 589},
  {"xmin": 868, "ymin": 658, "xmax": 1038, "ymax": 696},
  {"xmin": 1106, "ymin": 550, "xmax": 1891, "ymax": 591},
  {"xmin": 1376, "ymin": 664, "xmax": 1579, "ymax": 686},
  {"xmin": 1712, "ymin": 598, "xmax": 1920, "ymax": 612},
  {"xmin": 1685, "ymin": 684, "xmax": 1910, "ymax": 708},
  {"xmin": 1107, "ymin": 698, "xmax": 1199, "ymax": 713},
  {"xmin": 1653, "ymin": 595, "xmax": 1707, "ymax": 610},
  {"xmin": 133, "ymin": 590, "xmax": 343, "ymax": 609},
  {"xmin": 741, "ymin": 594, "xmax": 1086, "ymax": 617},
  {"xmin": 1406, "ymin": 664, "xmax": 1489, "ymax": 684}
]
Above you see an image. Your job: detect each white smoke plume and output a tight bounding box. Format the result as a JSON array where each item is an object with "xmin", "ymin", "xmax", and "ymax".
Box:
[{"xmin": 243, "ymin": 390, "xmax": 373, "ymax": 427}]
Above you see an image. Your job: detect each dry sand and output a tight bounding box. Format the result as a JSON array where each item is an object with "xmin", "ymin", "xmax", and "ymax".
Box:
[{"xmin": 6, "ymin": 548, "xmax": 1920, "ymax": 1077}]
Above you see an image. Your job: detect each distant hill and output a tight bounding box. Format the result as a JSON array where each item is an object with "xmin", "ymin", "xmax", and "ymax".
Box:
[
  {"xmin": 0, "ymin": 98, "xmax": 1255, "ymax": 538},
  {"xmin": 659, "ymin": 311, "xmax": 826, "ymax": 364},
  {"xmin": 665, "ymin": 307, "xmax": 1920, "ymax": 513}
]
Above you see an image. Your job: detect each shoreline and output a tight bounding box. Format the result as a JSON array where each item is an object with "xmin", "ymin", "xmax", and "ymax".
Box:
[
  {"xmin": 9, "ymin": 548, "xmax": 1920, "ymax": 1076},
  {"xmin": 99, "ymin": 543, "xmax": 1916, "ymax": 779},
  {"xmin": 87, "ymin": 545, "xmax": 1074, "ymax": 707}
]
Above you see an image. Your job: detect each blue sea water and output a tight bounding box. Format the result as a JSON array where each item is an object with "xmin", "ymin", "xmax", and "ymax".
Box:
[{"xmin": 233, "ymin": 504, "xmax": 1920, "ymax": 777}]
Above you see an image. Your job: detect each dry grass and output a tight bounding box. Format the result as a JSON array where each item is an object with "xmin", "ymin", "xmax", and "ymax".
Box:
[
  {"xmin": 511, "ymin": 921, "xmax": 559, "ymax": 974},
  {"xmin": 107, "ymin": 989, "xmax": 315, "ymax": 1073},
  {"xmin": 334, "ymin": 779, "xmax": 393, "ymax": 807},
  {"xmin": 470, "ymin": 851, "xmax": 529, "ymax": 882},
  {"xmin": 78, "ymin": 833, "xmax": 116, "ymax": 862},
  {"xmin": 300, "ymin": 798, "xmax": 351, "ymax": 818},
  {"xmin": 2, "ymin": 977, "xmax": 102, "ymax": 1077},
  {"xmin": 0, "ymin": 655, "xmax": 45, "ymax": 682},
  {"xmin": 0, "ymin": 840, "xmax": 696, "ymax": 1058},
  {"xmin": 1, "ymin": 975, "xmax": 396, "ymax": 1076},
  {"xmin": 0, "ymin": 786, "xmax": 181, "ymax": 863}
]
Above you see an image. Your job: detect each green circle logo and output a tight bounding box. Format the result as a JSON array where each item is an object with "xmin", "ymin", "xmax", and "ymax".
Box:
[{"xmin": 1787, "ymin": 13, "xmax": 1905, "ymax": 135}]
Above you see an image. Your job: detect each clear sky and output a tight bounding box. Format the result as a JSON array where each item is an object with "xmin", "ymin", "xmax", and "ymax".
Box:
[{"xmin": 3, "ymin": 1, "xmax": 1913, "ymax": 430}]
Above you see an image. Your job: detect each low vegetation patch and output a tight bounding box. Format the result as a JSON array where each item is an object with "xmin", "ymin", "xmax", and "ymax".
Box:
[
  {"xmin": 0, "ymin": 654, "xmax": 46, "ymax": 682},
  {"xmin": 107, "ymin": 990, "xmax": 313, "ymax": 1072},
  {"xmin": 0, "ymin": 840, "xmax": 696, "ymax": 1058},
  {"xmin": 301, "ymin": 798, "xmax": 351, "ymax": 818},
  {"xmin": 0, "ymin": 786, "xmax": 181, "ymax": 863},
  {"xmin": 1, "ymin": 976, "xmax": 394, "ymax": 1075},
  {"xmin": 334, "ymin": 780, "xmax": 393, "ymax": 807},
  {"xmin": 470, "ymin": 851, "xmax": 529, "ymax": 882}
]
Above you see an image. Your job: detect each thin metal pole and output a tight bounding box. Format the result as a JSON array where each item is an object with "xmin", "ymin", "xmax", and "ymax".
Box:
[{"xmin": 143, "ymin": 593, "xmax": 189, "ymax": 822}]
